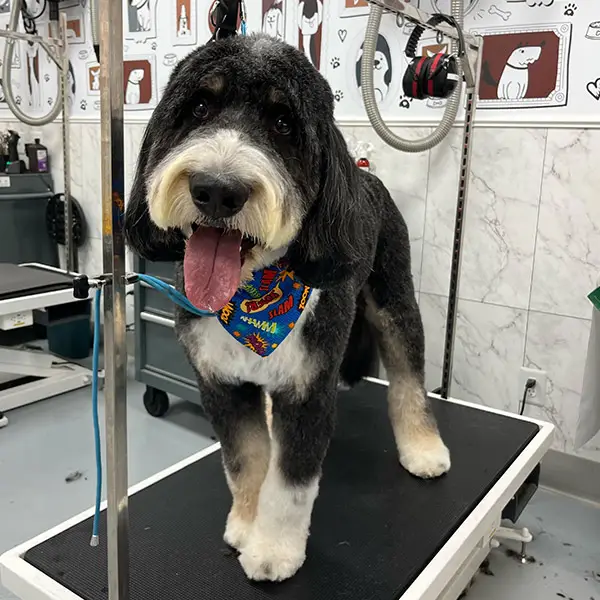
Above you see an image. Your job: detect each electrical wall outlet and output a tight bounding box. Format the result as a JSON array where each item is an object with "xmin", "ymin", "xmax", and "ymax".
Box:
[{"xmin": 518, "ymin": 367, "xmax": 547, "ymax": 411}]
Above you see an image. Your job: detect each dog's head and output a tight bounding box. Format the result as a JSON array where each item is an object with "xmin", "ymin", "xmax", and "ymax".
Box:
[{"xmin": 125, "ymin": 34, "xmax": 362, "ymax": 309}]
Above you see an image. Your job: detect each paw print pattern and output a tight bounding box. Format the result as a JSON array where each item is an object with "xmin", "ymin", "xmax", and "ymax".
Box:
[
  {"xmin": 80, "ymin": 99, "xmax": 87, "ymax": 110},
  {"xmin": 564, "ymin": 2, "xmax": 576, "ymax": 16},
  {"xmin": 15, "ymin": 95, "xmax": 21, "ymax": 105},
  {"xmin": 334, "ymin": 90, "xmax": 344, "ymax": 102},
  {"xmin": 398, "ymin": 95, "xmax": 413, "ymax": 109},
  {"xmin": 47, "ymin": 97, "xmax": 53, "ymax": 105},
  {"xmin": 330, "ymin": 57, "xmax": 340, "ymax": 69},
  {"xmin": 151, "ymin": 42, "xmax": 158, "ymax": 51},
  {"xmin": 44, "ymin": 74, "xmax": 50, "ymax": 82}
]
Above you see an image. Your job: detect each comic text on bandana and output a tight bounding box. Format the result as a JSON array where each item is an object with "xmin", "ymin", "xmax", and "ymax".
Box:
[{"xmin": 216, "ymin": 259, "xmax": 313, "ymax": 357}]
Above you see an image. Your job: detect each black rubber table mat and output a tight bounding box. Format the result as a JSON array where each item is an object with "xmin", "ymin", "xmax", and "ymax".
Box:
[
  {"xmin": 0, "ymin": 263, "xmax": 72, "ymax": 300},
  {"xmin": 25, "ymin": 381, "xmax": 539, "ymax": 600}
]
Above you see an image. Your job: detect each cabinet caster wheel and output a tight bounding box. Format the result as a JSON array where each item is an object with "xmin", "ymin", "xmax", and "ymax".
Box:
[{"xmin": 143, "ymin": 387, "xmax": 170, "ymax": 417}]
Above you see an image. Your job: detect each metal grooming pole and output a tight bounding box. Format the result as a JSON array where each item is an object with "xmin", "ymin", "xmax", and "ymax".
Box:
[
  {"xmin": 99, "ymin": 0, "xmax": 130, "ymax": 597},
  {"xmin": 0, "ymin": 10, "xmax": 76, "ymax": 271},
  {"xmin": 96, "ymin": 0, "xmax": 480, "ymax": 595},
  {"xmin": 440, "ymin": 48, "xmax": 482, "ymax": 399},
  {"xmin": 367, "ymin": 0, "xmax": 483, "ymax": 399},
  {"xmin": 57, "ymin": 13, "xmax": 75, "ymax": 272}
]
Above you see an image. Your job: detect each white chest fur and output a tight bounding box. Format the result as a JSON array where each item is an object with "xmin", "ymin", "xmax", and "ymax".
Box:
[{"xmin": 183, "ymin": 290, "xmax": 320, "ymax": 393}]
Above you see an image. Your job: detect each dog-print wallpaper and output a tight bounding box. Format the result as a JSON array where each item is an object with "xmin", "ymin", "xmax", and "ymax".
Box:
[
  {"xmin": 323, "ymin": 0, "xmax": 595, "ymax": 123},
  {"xmin": 0, "ymin": 0, "xmax": 597, "ymax": 124}
]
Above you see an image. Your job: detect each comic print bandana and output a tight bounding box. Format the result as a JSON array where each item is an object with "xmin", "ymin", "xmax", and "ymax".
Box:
[{"xmin": 216, "ymin": 259, "xmax": 313, "ymax": 357}]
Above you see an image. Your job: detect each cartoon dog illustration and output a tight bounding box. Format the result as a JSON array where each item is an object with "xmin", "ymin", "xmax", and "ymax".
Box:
[
  {"xmin": 130, "ymin": 0, "xmax": 152, "ymax": 32},
  {"xmin": 297, "ymin": 0, "xmax": 323, "ymax": 67},
  {"xmin": 356, "ymin": 34, "xmax": 393, "ymax": 103},
  {"xmin": 125, "ymin": 68, "xmax": 145, "ymax": 104},
  {"xmin": 177, "ymin": 3, "xmax": 191, "ymax": 37},
  {"xmin": 483, "ymin": 42, "xmax": 544, "ymax": 101},
  {"xmin": 25, "ymin": 42, "xmax": 41, "ymax": 110},
  {"xmin": 263, "ymin": 0, "xmax": 284, "ymax": 41},
  {"xmin": 90, "ymin": 66, "xmax": 100, "ymax": 91}
]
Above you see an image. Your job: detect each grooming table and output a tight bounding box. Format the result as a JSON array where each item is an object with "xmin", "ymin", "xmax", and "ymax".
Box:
[
  {"xmin": 0, "ymin": 379, "xmax": 553, "ymax": 600},
  {"xmin": 0, "ymin": 263, "xmax": 92, "ymax": 426}
]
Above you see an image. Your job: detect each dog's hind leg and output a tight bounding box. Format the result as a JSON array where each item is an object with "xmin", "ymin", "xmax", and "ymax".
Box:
[
  {"xmin": 198, "ymin": 381, "xmax": 271, "ymax": 550},
  {"xmin": 366, "ymin": 203, "xmax": 450, "ymax": 479},
  {"xmin": 339, "ymin": 290, "xmax": 378, "ymax": 387}
]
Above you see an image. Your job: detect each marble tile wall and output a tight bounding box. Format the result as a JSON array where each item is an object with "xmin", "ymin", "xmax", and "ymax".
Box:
[{"xmin": 6, "ymin": 117, "xmax": 598, "ymax": 462}]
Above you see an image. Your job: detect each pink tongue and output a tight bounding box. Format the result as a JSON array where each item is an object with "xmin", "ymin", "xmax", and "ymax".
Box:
[{"xmin": 184, "ymin": 227, "xmax": 242, "ymax": 312}]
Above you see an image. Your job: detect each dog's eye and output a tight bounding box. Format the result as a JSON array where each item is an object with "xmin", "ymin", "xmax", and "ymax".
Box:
[
  {"xmin": 274, "ymin": 115, "xmax": 292, "ymax": 136},
  {"xmin": 193, "ymin": 100, "xmax": 210, "ymax": 120}
]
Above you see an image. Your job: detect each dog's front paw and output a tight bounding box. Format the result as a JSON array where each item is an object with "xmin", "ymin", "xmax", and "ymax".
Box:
[
  {"xmin": 400, "ymin": 436, "xmax": 451, "ymax": 479},
  {"xmin": 224, "ymin": 511, "xmax": 253, "ymax": 551},
  {"xmin": 238, "ymin": 531, "xmax": 306, "ymax": 582}
]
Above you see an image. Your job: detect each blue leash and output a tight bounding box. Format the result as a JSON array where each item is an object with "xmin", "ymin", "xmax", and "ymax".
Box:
[
  {"xmin": 134, "ymin": 274, "xmax": 215, "ymax": 318},
  {"xmin": 89, "ymin": 274, "xmax": 214, "ymax": 546},
  {"xmin": 90, "ymin": 288, "xmax": 102, "ymax": 546}
]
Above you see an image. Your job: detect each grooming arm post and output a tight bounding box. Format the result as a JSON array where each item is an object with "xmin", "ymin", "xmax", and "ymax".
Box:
[
  {"xmin": 440, "ymin": 38, "xmax": 483, "ymax": 399},
  {"xmin": 99, "ymin": 0, "xmax": 130, "ymax": 598},
  {"xmin": 59, "ymin": 12, "xmax": 75, "ymax": 272}
]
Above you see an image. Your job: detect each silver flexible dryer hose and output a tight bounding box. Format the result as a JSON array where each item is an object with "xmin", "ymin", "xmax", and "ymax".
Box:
[
  {"xmin": 2, "ymin": 0, "xmax": 62, "ymax": 125},
  {"xmin": 360, "ymin": 0, "xmax": 464, "ymax": 152},
  {"xmin": 90, "ymin": 0, "xmax": 100, "ymax": 51}
]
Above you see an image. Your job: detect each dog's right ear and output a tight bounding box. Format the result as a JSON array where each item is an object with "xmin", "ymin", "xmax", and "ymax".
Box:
[
  {"xmin": 124, "ymin": 130, "xmax": 185, "ymax": 262},
  {"xmin": 287, "ymin": 123, "xmax": 364, "ymax": 289}
]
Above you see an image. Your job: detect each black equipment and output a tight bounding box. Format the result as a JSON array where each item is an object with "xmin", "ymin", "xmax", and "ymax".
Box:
[
  {"xmin": 402, "ymin": 13, "xmax": 465, "ymax": 100},
  {"xmin": 210, "ymin": 0, "xmax": 243, "ymax": 40}
]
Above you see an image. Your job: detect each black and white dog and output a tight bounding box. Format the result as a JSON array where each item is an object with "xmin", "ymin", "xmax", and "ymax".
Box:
[{"xmin": 124, "ymin": 34, "xmax": 450, "ymax": 582}]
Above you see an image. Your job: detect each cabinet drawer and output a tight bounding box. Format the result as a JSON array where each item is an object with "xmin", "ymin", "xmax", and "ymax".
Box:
[
  {"xmin": 137, "ymin": 316, "xmax": 197, "ymax": 385},
  {"xmin": 138, "ymin": 284, "xmax": 175, "ymax": 316}
]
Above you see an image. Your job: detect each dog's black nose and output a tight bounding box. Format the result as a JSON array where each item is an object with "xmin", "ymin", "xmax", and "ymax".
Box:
[{"xmin": 189, "ymin": 173, "xmax": 250, "ymax": 219}]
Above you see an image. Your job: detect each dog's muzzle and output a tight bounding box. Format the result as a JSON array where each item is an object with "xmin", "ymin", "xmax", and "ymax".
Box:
[{"xmin": 189, "ymin": 173, "xmax": 251, "ymax": 219}]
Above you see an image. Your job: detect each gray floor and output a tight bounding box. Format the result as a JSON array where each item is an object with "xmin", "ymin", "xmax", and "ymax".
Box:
[{"xmin": 1, "ymin": 378, "xmax": 599, "ymax": 600}]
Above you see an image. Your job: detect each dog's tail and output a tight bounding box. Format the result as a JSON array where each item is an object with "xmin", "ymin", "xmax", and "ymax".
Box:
[{"xmin": 339, "ymin": 291, "xmax": 379, "ymax": 387}]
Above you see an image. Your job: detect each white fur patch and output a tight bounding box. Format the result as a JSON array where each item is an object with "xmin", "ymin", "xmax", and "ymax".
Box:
[
  {"xmin": 146, "ymin": 129, "xmax": 302, "ymax": 250},
  {"xmin": 399, "ymin": 434, "xmax": 451, "ymax": 478},
  {"xmin": 224, "ymin": 510, "xmax": 254, "ymax": 550},
  {"xmin": 238, "ymin": 440, "xmax": 319, "ymax": 581},
  {"xmin": 183, "ymin": 290, "xmax": 321, "ymax": 394}
]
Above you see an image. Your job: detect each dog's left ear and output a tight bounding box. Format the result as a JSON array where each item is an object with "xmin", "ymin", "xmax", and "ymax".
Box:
[
  {"xmin": 124, "ymin": 129, "xmax": 185, "ymax": 262},
  {"xmin": 287, "ymin": 123, "xmax": 364, "ymax": 288}
]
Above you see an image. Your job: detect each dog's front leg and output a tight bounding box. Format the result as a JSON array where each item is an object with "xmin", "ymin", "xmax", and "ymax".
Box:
[
  {"xmin": 239, "ymin": 383, "xmax": 335, "ymax": 582},
  {"xmin": 199, "ymin": 381, "xmax": 271, "ymax": 551}
]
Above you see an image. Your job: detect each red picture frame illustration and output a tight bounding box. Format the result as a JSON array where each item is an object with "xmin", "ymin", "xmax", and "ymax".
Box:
[
  {"xmin": 123, "ymin": 57, "xmax": 156, "ymax": 110},
  {"xmin": 87, "ymin": 62, "xmax": 100, "ymax": 95},
  {"xmin": 340, "ymin": 0, "xmax": 369, "ymax": 19},
  {"xmin": 475, "ymin": 23, "xmax": 572, "ymax": 110},
  {"xmin": 173, "ymin": 0, "xmax": 197, "ymax": 46}
]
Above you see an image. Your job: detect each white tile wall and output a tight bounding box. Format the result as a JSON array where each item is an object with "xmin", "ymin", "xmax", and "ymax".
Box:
[{"xmin": 530, "ymin": 130, "xmax": 600, "ymax": 320}]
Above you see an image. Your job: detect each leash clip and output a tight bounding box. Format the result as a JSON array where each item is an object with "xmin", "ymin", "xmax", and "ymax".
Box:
[{"xmin": 73, "ymin": 273, "xmax": 111, "ymax": 299}]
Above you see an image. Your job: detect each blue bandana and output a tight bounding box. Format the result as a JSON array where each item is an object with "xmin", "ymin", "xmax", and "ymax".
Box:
[{"xmin": 216, "ymin": 259, "xmax": 313, "ymax": 357}]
